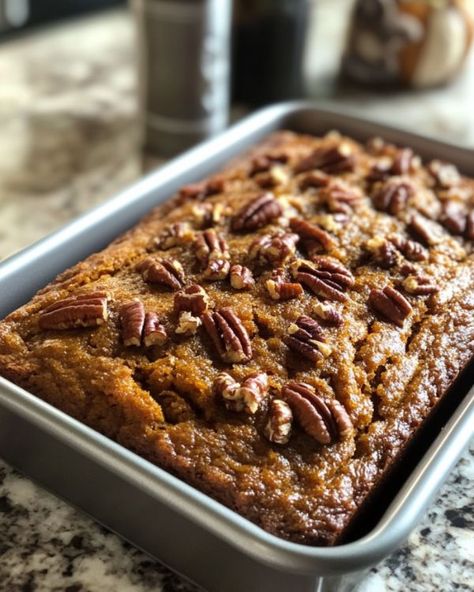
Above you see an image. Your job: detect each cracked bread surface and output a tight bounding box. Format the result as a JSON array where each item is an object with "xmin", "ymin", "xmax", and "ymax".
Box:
[{"xmin": 0, "ymin": 130, "xmax": 473, "ymax": 545}]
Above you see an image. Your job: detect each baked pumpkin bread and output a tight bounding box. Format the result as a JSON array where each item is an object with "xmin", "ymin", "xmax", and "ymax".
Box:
[{"xmin": 0, "ymin": 130, "xmax": 473, "ymax": 545}]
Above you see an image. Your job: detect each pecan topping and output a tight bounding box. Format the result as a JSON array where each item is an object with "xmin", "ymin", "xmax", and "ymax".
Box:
[
  {"xmin": 391, "ymin": 147, "xmax": 417, "ymax": 175},
  {"xmin": 408, "ymin": 214, "xmax": 443, "ymax": 246},
  {"xmin": 156, "ymin": 222, "xmax": 194, "ymax": 250},
  {"xmin": 466, "ymin": 211, "xmax": 474, "ymax": 241},
  {"xmin": 231, "ymin": 193, "xmax": 283, "ymax": 232},
  {"xmin": 202, "ymin": 307, "xmax": 252, "ymax": 363},
  {"xmin": 368, "ymin": 285, "xmax": 412, "ymax": 327},
  {"xmin": 439, "ymin": 201, "xmax": 468, "ymax": 235},
  {"xmin": 195, "ymin": 230, "xmax": 230, "ymax": 280},
  {"xmin": 364, "ymin": 236, "xmax": 400, "ymax": 268},
  {"xmin": 120, "ymin": 300, "xmax": 145, "ymax": 346},
  {"xmin": 320, "ymin": 182, "xmax": 361, "ymax": 214},
  {"xmin": 176, "ymin": 311, "xmax": 202, "ymax": 335},
  {"xmin": 372, "ymin": 179, "xmax": 413, "ymax": 215},
  {"xmin": 290, "ymin": 217, "xmax": 335, "ymax": 253},
  {"xmin": 39, "ymin": 292, "xmax": 109, "ymax": 331},
  {"xmin": 249, "ymin": 153, "xmax": 288, "ymax": 176},
  {"xmin": 174, "ymin": 284, "xmax": 209, "ymax": 315},
  {"xmin": 214, "ymin": 372, "xmax": 268, "ymax": 414},
  {"xmin": 366, "ymin": 159, "xmax": 392, "ymax": 184},
  {"xmin": 312, "ymin": 301, "xmax": 343, "ymax": 327},
  {"xmin": 285, "ymin": 315, "xmax": 330, "ymax": 363},
  {"xmin": 120, "ymin": 301, "xmax": 167, "ymax": 347},
  {"xmin": 264, "ymin": 399, "xmax": 293, "ymax": 444},
  {"xmin": 291, "ymin": 257, "xmax": 354, "ymax": 302},
  {"xmin": 298, "ymin": 170, "xmax": 330, "ymax": 190},
  {"xmin": 230, "ymin": 265, "xmax": 255, "ymax": 290},
  {"xmin": 138, "ymin": 257, "xmax": 185, "ymax": 290},
  {"xmin": 249, "ymin": 232, "xmax": 299, "ymax": 266},
  {"xmin": 180, "ymin": 178, "xmax": 224, "ymax": 201},
  {"xmin": 428, "ymin": 160, "xmax": 460, "ymax": 189},
  {"xmin": 253, "ymin": 166, "xmax": 289, "ymax": 189},
  {"xmin": 294, "ymin": 143, "xmax": 355, "ymax": 175},
  {"xmin": 389, "ymin": 234, "xmax": 428, "ymax": 262},
  {"xmin": 400, "ymin": 275, "xmax": 438, "ymax": 296},
  {"xmin": 265, "ymin": 269, "xmax": 303, "ymax": 302},
  {"xmin": 191, "ymin": 202, "xmax": 227, "ymax": 228},
  {"xmin": 282, "ymin": 381, "xmax": 353, "ymax": 444},
  {"xmin": 143, "ymin": 312, "xmax": 168, "ymax": 347}
]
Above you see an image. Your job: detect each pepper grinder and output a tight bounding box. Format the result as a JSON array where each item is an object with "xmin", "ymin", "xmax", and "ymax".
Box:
[{"xmin": 133, "ymin": 0, "xmax": 232, "ymax": 157}]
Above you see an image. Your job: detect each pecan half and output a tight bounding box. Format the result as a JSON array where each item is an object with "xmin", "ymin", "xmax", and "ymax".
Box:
[
  {"xmin": 138, "ymin": 257, "xmax": 185, "ymax": 290},
  {"xmin": 179, "ymin": 178, "xmax": 224, "ymax": 201},
  {"xmin": 289, "ymin": 217, "xmax": 335, "ymax": 253},
  {"xmin": 281, "ymin": 381, "xmax": 353, "ymax": 444},
  {"xmin": 372, "ymin": 179, "xmax": 413, "ymax": 215},
  {"xmin": 391, "ymin": 147, "xmax": 418, "ymax": 175},
  {"xmin": 400, "ymin": 275, "xmax": 438, "ymax": 296},
  {"xmin": 120, "ymin": 300, "xmax": 145, "ymax": 346},
  {"xmin": 195, "ymin": 229, "xmax": 230, "ymax": 280},
  {"xmin": 366, "ymin": 159, "xmax": 392, "ymax": 184},
  {"xmin": 439, "ymin": 201, "xmax": 467, "ymax": 235},
  {"xmin": 264, "ymin": 399, "xmax": 293, "ymax": 444},
  {"xmin": 174, "ymin": 284, "xmax": 209, "ymax": 315},
  {"xmin": 298, "ymin": 170, "xmax": 330, "ymax": 191},
  {"xmin": 368, "ymin": 285, "xmax": 412, "ymax": 327},
  {"xmin": 466, "ymin": 211, "xmax": 474, "ymax": 241},
  {"xmin": 248, "ymin": 232, "xmax": 298, "ymax": 266},
  {"xmin": 285, "ymin": 315, "xmax": 330, "ymax": 363},
  {"xmin": 291, "ymin": 257, "xmax": 354, "ymax": 302},
  {"xmin": 294, "ymin": 143, "xmax": 356, "ymax": 175},
  {"xmin": 39, "ymin": 292, "xmax": 109, "ymax": 330},
  {"xmin": 265, "ymin": 269, "xmax": 303, "ymax": 302},
  {"xmin": 320, "ymin": 182, "xmax": 361, "ymax": 214},
  {"xmin": 364, "ymin": 236, "xmax": 400, "ymax": 268},
  {"xmin": 202, "ymin": 307, "xmax": 252, "ymax": 363},
  {"xmin": 156, "ymin": 222, "xmax": 194, "ymax": 250},
  {"xmin": 120, "ymin": 302, "xmax": 167, "ymax": 347},
  {"xmin": 214, "ymin": 372, "xmax": 268, "ymax": 414},
  {"xmin": 428, "ymin": 160, "xmax": 460, "ymax": 189},
  {"xmin": 143, "ymin": 312, "xmax": 168, "ymax": 347},
  {"xmin": 408, "ymin": 214, "xmax": 443, "ymax": 246},
  {"xmin": 249, "ymin": 153, "xmax": 288, "ymax": 176},
  {"xmin": 388, "ymin": 234, "xmax": 427, "ymax": 262},
  {"xmin": 312, "ymin": 301, "xmax": 343, "ymax": 327},
  {"xmin": 176, "ymin": 311, "xmax": 202, "ymax": 335},
  {"xmin": 230, "ymin": 265, "xmax": 255, "ymax": 290},
  {"xmin": 231, "ymin": 193, "xmax": 283, "ymax": 232}
]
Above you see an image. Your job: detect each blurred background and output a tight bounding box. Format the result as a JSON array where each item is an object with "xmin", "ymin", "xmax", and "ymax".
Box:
[{"xmin": 0, "ymin": 0, "xmax": 472, "ymax": 256}]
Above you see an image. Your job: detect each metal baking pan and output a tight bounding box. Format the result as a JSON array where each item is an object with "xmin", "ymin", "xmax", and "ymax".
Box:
[{"xmin": 0, "ymin": 102, "xmax": 473, "ymax": 592}]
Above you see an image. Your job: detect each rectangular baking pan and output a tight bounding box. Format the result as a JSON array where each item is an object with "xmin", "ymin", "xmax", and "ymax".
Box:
[{"xmin": 0, "ymin": 102, "xmax": 473, "ymax": 592}]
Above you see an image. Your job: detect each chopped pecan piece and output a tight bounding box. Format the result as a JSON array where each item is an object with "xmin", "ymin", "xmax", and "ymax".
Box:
[
  {"xmin": 400, "ymin": 275, "xmax": 438, "ymax": 296},
  {"xmin": 231, "ymin": 193, "xmax": 283, "ymax": 232},
  {"xmin": 265, "ymin": 269, "xmax": 303, "ymax": 302},
  {"xmin": 388, "ymin": 234, "xmax": 427, "ymax": 262},
  {"xmin": 253, "ymin": 166, "xmax": 289, "ymax": 189},
  {"xmin": 120, "ymin": 302, "xmax": 166, "ymax": 347},
  {"xmin": 120, "ymin": 300, "xmax": 145, "ymax": 346},
  {"xmin": 174, "ymin": 284, "xmax": 209, "ymax": 315},
  {"xmin": 291, "ymin": 257, "xmax": 354, "ymax": 302},
  {"xmin": 264, "ymin": 399, "xmax": 293, "ymax": 444},
  {"xmin": 408, "ymin": 214, "xmax": 443, "ymax": 246},
  {"xmin": 176, "ymin": 311, "xmax": 202, "ymax": 335},
  {"xmin": 294, "ymin": 143, "xmax": 356, "ymax": 175},
  {"xmin": 248, "ymin": 232, "xmax": 299, "ymax": 266},
  {"xmin": 39, "ymin": 292, "xmax": 109, "ymax": 331},
  {"xmin": 156, "ymin": 222, "xmax": 194, "ymax": 250},
  {"xmin": 312, "ymin": 301, "xmax": 343, "ymax": 327},
  {"xmin": 143, "ymin": 312, "xmax": 168, "ymax": 347},
  {"xmin": 214, "ymin": 372, "xmax": 268, "ymax": 414},
  {"xmin": 195, "ymin": 230, "xmax": 230, "ymax": 280},
  {"xmin": 368, "ymin": 285, "xmax": 412, "ymax": 327},
  {"xmin": 285, "ymin": 315, "xmax": 330, "ymax": 363},
  {"xmin": 282, "ymin": 381, "xmax": 353, "ymax": 444},
  {"xmin": 372, "ymin": 179, "xmax": 413, "ymax": 215},
  {"xmin": 290, "ymin": 217, "xmax": 335, "ymax": 253},
  {"xmin": 364, "ymin": 236, "xmax": 400, "ymax": 268},
  {"xmin": 191, "ymin": 202, "xmax": 227, "ymax": 228},
  {"xmin": 138, "ymin": 257, "xmax": 185, "ymax": 290},
  {"xmin": 320, "ymin": 181, "xmax": 362, "ymax": 214},
  {"xmin": 202, "ymin": 307, "xmax": 252, "ymax": 363},
  {"xmin": 249, "ymin": 153, "xmax": 288, "ymax": 176},
  {"xmin": 179, "ymin": 178, "xmax": 224, "ymax": 201},
  {"xmin": 439, "ymin": 201, "xmax": 467, "ymax": 235},
  {"xmin": 229, "ymin": 265, "xmax": 255, "ymax": 290},
  {"xmin": 428, "ymin": 160, "xmax": 460, "ymax": 189}
]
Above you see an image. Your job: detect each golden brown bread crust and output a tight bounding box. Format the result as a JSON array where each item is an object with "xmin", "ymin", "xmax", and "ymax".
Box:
[{"xmin": 0, "ymin": 130, "xmax": 473, "ymax": 545}]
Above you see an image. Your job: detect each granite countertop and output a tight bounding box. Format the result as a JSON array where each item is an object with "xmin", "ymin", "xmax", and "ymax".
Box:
[{"xmin": 0, "ymin": 6, "xmax": 473, "ymax": 592}]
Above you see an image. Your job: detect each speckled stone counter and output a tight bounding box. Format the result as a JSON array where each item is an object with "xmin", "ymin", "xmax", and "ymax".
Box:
[{"xmin": 0, "ymin": 7, "xmax": 473, "ymax": 592}]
